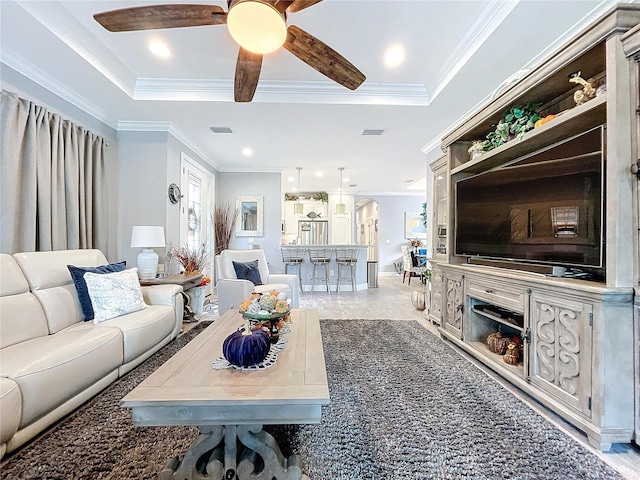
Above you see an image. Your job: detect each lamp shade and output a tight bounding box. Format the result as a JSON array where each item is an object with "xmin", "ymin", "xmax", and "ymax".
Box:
[
  {"xmin": 130, "ymin": 226, "xmax": 166, "ymax": 248},
  {"xmin": 336, "ymin": 203, "xmax": 347, "ymax": 215}
]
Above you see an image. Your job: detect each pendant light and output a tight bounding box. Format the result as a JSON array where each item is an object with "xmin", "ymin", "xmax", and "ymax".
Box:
[
  {"xmin": 336, "ymin": 167, "xmax": 347, "ymax": 214},
  {"xmin": 294, "ymin": 167, "xmax": 304, "ymax": 215}
]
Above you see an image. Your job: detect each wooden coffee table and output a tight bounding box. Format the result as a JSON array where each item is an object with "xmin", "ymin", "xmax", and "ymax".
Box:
[{"xmin": 121, "ymin": 308, "xmax": 329, "ymax": 480}]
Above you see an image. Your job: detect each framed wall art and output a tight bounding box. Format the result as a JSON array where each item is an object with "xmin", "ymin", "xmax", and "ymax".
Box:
[{"xmin": 236, "ymin": 196, "xmax": 264, "ymax": 237}]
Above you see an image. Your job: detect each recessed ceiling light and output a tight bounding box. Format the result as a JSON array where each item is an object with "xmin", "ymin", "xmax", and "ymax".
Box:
[
  {"xmin": 242, "ymin": 147, "xmax": 253, "ymax": 156},
  {"xmin": 315, "ymin": 171, "xmax": 323, "ymax": 177},
  {"xmin": 343, "ymin": 177, "xmax": 350, "ymax": 183},
  {"xmin": 149, "ymin": 40, "xmax": 170, "ymax": 58},
  {"xmin": 384, "ymin": 43, "xmax": 405, "ymax": 68},
  {"xmin": 287, "ymin": 176, "xmax": 295, "ymax": 182}
]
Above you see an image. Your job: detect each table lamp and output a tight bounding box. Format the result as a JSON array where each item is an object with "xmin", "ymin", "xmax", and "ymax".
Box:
[{"xmin": 130, "ymin": 226, "xmax": 166, "ymax": 280}]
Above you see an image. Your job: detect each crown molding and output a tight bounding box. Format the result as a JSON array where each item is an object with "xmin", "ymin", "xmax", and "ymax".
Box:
[
  {"xmin": 1, "ymin": 48, "xmax": 111, "ymax": 126},
  {"xmin": 17, "ymin": 1, "xmax": 136, "ymax": 97},
  {"xmin": 356, "ymin": 191, "xmax": 426, "ymax": 197},
  {"xmin": 420, "ymin": 0, "xmax": 627, "ymax": 159},
  {"xmin": 216, "ymin": 166, "xmax": 284, "ymax": 174},
  {"xmin": 135, "ymin": 78, "xmax": 429, "ymax": 106},
  {"xmin": 16, "ymin": 1, "xmax": 429, "ymax": 106},
  {"xmin": 117, "ymin": 121, "xmax": 218, "ymax": 170},
  {"xmin": 426, "ymin": 0, "xmax": 520, "ymax": 102}
]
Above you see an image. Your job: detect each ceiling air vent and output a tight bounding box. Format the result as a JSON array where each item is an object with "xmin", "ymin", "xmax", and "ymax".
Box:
[
  {"xmin": 361, "ymin": 129, "xmax": 385, "ymax": 136},
  {"xmin": 348, "ymin": 184, "xmax": 357, "ymax": 188},
  {"xmin": 210, "ymin": 127, "xmax": 233, "ymax": 134}
]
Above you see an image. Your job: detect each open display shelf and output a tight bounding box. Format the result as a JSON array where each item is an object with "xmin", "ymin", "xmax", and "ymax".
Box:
[
  {"xmin": 450, "ymin": 94, "xmax": 606, "ymax": 175},
  {"xmin": 471, "ymin": 306, "xmax": 524, "ymax": 332},
  {"xmin": 467, "ymin": 340, "xmax": 524, "ymax": 375}
]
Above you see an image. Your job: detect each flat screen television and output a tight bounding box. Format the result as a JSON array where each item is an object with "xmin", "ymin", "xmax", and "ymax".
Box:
[{"xmin": 454, "ymin": 126, "xmax": 605, "ymax": 269}]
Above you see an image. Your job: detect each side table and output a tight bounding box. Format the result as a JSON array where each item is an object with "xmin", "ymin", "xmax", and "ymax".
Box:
[{"xmin": 140, "ymin": 273, "xmax": 203, "ymax": 322}]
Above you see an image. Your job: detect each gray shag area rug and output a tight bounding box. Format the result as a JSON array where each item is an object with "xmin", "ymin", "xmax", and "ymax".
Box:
[{"xmin": 0, "ymin": 319, "xmax": 623, "ymax": 480}]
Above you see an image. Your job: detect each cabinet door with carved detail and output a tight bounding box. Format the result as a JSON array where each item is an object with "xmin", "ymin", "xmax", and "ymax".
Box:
[
  {"xmin": 529, "ymin": 292, "xmax": 593, "ymax": 417},
  {"xmin": 428, "ymin": 266, "xmax": 443, "ymax": 325},
  {"xmin": 443, "ymin": 272, "xmax": 464, "ymax": 339}
]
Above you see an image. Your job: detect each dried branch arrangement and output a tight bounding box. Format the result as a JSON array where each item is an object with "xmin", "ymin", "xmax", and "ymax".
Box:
[
  {"xmin": 213, "ymin": 202, "xmax": 239, "ymax": 255},
  {"xmin": 170, "ymin": 243, "xmax": 210, "ymax": 274}
]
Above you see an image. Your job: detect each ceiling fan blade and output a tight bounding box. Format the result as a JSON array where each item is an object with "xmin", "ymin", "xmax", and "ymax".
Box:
[
  {"xmin": 283, "ymin": 25, "xmax": 365, "ymax": 90},
  {"xmin": 266, "ymin": 1, "xmax": 295, "ymax": 14},
  {"xmin": 94, "ymin": 5, "xmax": 226, "ymax": 32},
  {"xmin": 287, "ymin": 0, "xmax": 323, "ymax": 13},
  {"xmin": 235, "ymin": 48, "xmax": 263, "ymax": 102}
]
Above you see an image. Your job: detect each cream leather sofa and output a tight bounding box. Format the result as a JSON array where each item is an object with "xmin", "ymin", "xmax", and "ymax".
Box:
[{"xmin": 0, "ymin": 249, "xmax": 183, "ymax": 458}]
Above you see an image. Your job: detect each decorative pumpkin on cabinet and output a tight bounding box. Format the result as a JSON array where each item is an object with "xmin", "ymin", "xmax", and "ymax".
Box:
[
  {"xmin": 487, "ymin": 330, "xmax": 510, "ymax": 355},
  {"xmin": 504, "ymin": 342, "xmax": 520, "ymax": 365},
  {"xmin": 223, "ymin": 323, "xmax": 271, "ymax": 367}
]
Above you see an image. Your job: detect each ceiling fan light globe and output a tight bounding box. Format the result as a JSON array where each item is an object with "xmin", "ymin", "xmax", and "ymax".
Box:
[{"xmin": 227, "ymin": 0, "xmax": 287, "ymax": 54}]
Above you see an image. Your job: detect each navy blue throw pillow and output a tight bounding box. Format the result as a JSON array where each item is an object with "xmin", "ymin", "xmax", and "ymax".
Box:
[
  {"xmin": 68, "ymin": 262, "xmax": 127, "ymax": 320},
  {"xmin": 232, "ymin": 260, "xmax": 263, "ymax": 286}
]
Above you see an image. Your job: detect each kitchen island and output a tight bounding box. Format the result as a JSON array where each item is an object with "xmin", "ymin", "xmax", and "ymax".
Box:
[{"xmin": 280, "ymin": 244, "xmax": 370, "ymax": 292}]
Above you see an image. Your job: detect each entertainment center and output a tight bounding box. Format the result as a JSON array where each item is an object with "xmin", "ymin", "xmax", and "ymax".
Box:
[{"xmin": 428, "ymin": 5, "xmax": 640, "ymax": 451}]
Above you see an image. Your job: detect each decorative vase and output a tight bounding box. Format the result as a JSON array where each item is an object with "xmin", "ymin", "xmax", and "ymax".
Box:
[
  {"xmin": 411, "ymin": 290, "xmax": 426, "ymax": 311},
  {"xmin": 187, "ymin": 286, "xmax": 206, "ymax": 315}
]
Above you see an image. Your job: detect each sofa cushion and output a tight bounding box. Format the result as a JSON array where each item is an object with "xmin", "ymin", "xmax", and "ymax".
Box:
[
  {"xmin": 0, "ymin": 378, "xmax": 21, "ymax": 445},
  {"xmin": 0, "ymin": 326, "xmax": 123, "ymax": 429},
  {"xmin": 0, "ymin": 254, "xmax": 29, "ymax": 297},
  {"xmin": 14, "ymin": 250, "xmax": 109, "ymax": 291},
  {"xmin": 84, "ymin": 268, "xmax": 147, "ymax": 323},
  {"xmin": 68, "ymin": 261, "xmax": 126, "ymax": 320},
  {"xmin": 13, "ymin": 250, "xmax": 110, "ymax": 333},
  {"xmin": 70, "ymin": 305, "xmax": 175, "ymax": 364},
  {"xmin": 0, "ymin": 255, "xmax": 49, "ymax": 349},
  {"xmin": 232, "ymin": 259, "xmax": 263, "ymax": 285}
]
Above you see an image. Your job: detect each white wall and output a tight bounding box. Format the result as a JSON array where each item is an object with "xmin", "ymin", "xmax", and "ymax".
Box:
[
  {"xmin": 216, "ymin": 172, "xmax": 285, "ymax": 273},
  {"xmin": 117, "ymin": 130, "xmax": 218, "ymax": 268}
]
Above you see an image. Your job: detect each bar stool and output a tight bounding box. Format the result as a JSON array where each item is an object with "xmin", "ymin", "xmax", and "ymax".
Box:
[
  {"xmin": 308, "ymin": 248, "xmax": 332, "ymax": 293},
  {"xmin": 281, "ymin": 247, "xmax": 305, "ymax": 293},
  {"xmin": 335, "ymin": 248, "xmax": 359, "ymax": 292}
]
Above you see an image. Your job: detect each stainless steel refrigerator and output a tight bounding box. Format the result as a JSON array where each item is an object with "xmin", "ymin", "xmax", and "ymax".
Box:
[{"xmin": 298, "ymin": 220, "xmax": 329, "ymax": 245}]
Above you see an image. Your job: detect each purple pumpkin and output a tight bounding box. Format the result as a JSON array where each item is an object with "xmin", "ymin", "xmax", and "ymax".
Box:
[{"xmin": 223, "ymin": 325, "xmax": 270, "ymax": 367}]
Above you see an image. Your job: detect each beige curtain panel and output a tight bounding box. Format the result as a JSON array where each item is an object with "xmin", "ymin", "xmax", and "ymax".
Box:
[{"xmin": 0, "ymin": 90, "xmax": 108, "ymax": 254}]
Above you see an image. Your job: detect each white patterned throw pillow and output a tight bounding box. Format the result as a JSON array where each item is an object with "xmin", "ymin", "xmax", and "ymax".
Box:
[{"xmin": 84, "ymin": 268, "xmax": 147, "ymax": 323}]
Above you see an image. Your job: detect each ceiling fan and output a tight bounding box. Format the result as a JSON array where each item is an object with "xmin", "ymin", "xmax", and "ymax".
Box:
[{"xmin": 94, "ymin": 0, "xmax": 366, "ymax": 102}]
